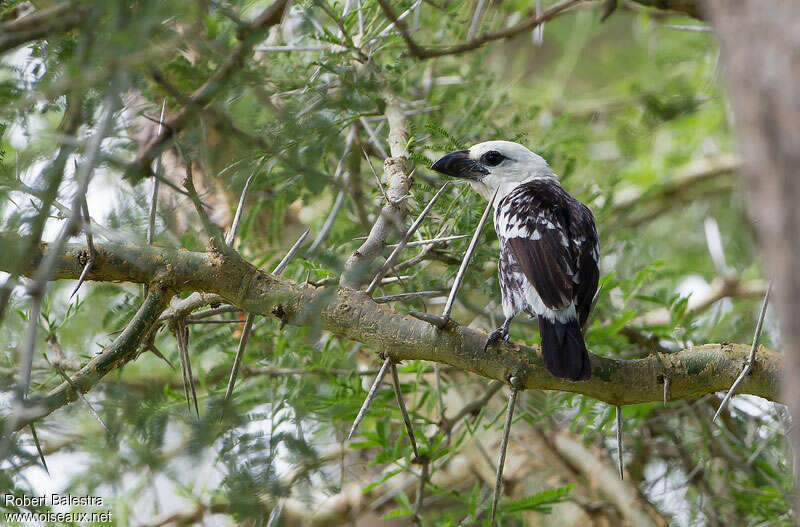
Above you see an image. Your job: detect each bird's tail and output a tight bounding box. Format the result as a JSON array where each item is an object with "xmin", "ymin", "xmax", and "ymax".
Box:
[{"xmin": 538, "ymin": 315, "xmax": 591, "ymax": 381}]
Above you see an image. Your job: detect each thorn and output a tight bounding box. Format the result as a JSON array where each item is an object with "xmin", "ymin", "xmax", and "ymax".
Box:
[
  {"xmin": 69, "ymin": 194, "xmax": 96, "ymax": 302},
  {"xmin": 433, "ymin": 362, "xmax": 445, "ymax": 421},
  {"xmin": 365, "ymin": 182, "xmax": 450, "ymax": 295},
  {"xmin": 363, "ymin": 147, "xmax": 392, "ymax": 205},
  {"xmin": 490, "ymin": 376, "xmax": 521, "ymax": 526},
  {"xmin": 148, "ymin": 343, "xmax": 175, "ymax": 370},
  {"xmin": 347, "ymin": 357, "xmax": 392, "ymax": 441},
  {"xmin": 67, "ymin": 261, "xmax": 92, "ymax": 302},
  {"xmin": 222, "ymin": 313, "xmax": 255, "ymax": 412},
  {"xmin": 273, "ymin": 229, "xmax": 311, "ymax": 275},
  {"xmin": 51, "ymin": 361, "xmax": 111, "ymax": 434},
  {"xmin": 407, "ymin": 311, "xmax": 448, "ymax": 328},
  {"xmin": 441, "ymin": 186, "xmax": 499, "ymax": 320},
  {"xmin": 226, "ymin": 171, "xmax": 258, "ymax": 246},
  {"xmin": 175, "ymin": 321, "xmax": 200, "ymax": 418},
  {"xmin": 616, "ymin": 405, "xmax": 624, "ymax": 480},
  {"xmin": 390, "ymin": 361, "xmax": 419, "ymax": 458},
  {"xmin": 713, "ymin": 283, "xmax": 771, "ymax": 422},
  {"xmin": 30, "ymin": 424, "xmax": 49, "ymax": 476}
]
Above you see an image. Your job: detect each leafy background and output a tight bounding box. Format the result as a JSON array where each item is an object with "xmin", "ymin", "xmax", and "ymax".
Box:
[{"xmin": 0, "ymin": 0, "xmax": 790, "ymax": 526}]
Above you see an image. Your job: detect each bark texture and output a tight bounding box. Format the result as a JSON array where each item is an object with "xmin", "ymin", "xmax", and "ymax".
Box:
[{"xmin": 0, "ymin": 233, "xmax": 781, "ymax": 429}]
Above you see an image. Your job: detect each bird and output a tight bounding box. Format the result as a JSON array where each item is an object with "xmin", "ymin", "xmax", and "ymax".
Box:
[{"xmin": 430, "ymin": 141, "xmax": 599, "ymax": 381}]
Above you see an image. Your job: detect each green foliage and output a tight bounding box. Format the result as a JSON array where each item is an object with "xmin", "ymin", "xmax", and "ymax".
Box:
[{"xmin": 0, "ymin": 1, "xmax": 789, "ymax": 526}]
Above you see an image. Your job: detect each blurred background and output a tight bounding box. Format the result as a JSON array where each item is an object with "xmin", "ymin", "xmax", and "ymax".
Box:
[{"xmin": 0, "ymin": 0, "xmax": 791, "ymax": 525}]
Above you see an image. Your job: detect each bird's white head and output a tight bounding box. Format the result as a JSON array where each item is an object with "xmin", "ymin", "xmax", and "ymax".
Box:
[{"xmin": 430, "ymin": 140, "xmax": 554, "ymax": 202}]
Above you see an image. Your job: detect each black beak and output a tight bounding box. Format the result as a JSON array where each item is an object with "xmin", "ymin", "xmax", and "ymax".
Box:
[{"xmin": 430, "ymin": 150, "xmax": 488, "ymax": 181}]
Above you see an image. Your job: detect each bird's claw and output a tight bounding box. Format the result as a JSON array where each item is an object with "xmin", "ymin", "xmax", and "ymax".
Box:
[{"xmin": 484, "ymin": 327, "xmax": 510, "ymax": 351}]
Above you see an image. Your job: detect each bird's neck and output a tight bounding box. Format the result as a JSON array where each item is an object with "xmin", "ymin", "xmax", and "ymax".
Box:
[{"xmin": 470, "ymin": 174, "xmax": 558, "ymax": 205}]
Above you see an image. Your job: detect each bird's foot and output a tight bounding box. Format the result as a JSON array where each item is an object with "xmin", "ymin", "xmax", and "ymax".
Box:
[{"xmin": 484, "ymin": 326, "xmax": 510, "ymax": 351}]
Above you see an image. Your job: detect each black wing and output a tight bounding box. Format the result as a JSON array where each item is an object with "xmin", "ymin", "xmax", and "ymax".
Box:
[{"xmin": 498, "ymin": 179, "xmax": 599, "ymax": 324}]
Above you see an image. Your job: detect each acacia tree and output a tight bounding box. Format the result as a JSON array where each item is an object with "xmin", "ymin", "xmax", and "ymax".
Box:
[{"xmin": 0, "ymin": 0, "xmax": 793, "ymax": 526}]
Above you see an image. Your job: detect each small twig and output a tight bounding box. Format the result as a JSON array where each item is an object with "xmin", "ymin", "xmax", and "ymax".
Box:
[
  {"xmin": 490, "ymin": 376, "xmax": 521, "ymax": 526},
  {"xmin": 182, "ymin": 160, "xmax": 228, "ymax": 254},
  {"xmin": 147, "ymin": 100, "xmax": 167, "ymax": 246},
  {"xmin": 347, "ymin": 356, "xmax": 392, "ymax": 440},
  {"xmin": 365, "ymin": 182, "xmax": 450, "ymax": 294},
  {"xmin": 352, "ymin": 234, "xmax": 469, "ymax": 247},
  {"xmin": 390, "ymin": 361, "xmax": 419, "ymax": 458},
  {"xmin": 373, "ymin": 290, "xmax": 446, "ymax": 304},
  {"xmin": 616, "ymin": 405, "xmax": 624, "ymax": 480},
  {"xmin": 185, "ymin": 318, "xmax": 248, "ymax": 324},
  {"xmin": 434, "ymin": 362, "xmax": 445, "ymax": 421},
  {"xmin": 390, "ymin": 234, "xmax": 469, "ymax": 248},
  {"xmin": 377, "ymin": 0, "xmax": 580, "ymax": 59},
  {"xmin": 412, "ymin": 459, "xmax": 429, "ymax": 525},
  {"xmin": 441, "ymin": 187, "xmax": 498, "ymax": 321},
  {"xmin": 713, "ymin": 284, "xmax": 771, "ymax": 422}
]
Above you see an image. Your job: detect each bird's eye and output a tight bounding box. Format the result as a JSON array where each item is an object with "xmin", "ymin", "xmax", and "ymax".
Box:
[{"xmin": 481, "ymin": 150, "xmax": 505, "ymax": 167}]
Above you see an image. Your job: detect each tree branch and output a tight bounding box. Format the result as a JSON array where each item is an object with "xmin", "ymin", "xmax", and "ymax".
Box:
[
  {"xmin": 0, "ymin": 2, "xmax": 89, "ymax": 53},
  {"xmin": 1, "ymin": 233, "xmax": 781, "ymax": 426},
  {"xmin": 125, "ymin": 0, "xmax": 290, "ymax": 181},
  {"xmin": 340, "ymin": 91, "xmax": 412, "ymax": 288},
  {"xmin": 11, "ymin": 276, "xmax": 172, "ymax": 430},
  {"xmin": 376, "ymin": 0, "xmax": 582, "ymax": 59}
]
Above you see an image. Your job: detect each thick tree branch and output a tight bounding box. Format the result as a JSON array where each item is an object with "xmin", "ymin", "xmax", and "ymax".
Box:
[{"xmin": 1, "ymin": 234, "xmax": 781, "ymax": 425}]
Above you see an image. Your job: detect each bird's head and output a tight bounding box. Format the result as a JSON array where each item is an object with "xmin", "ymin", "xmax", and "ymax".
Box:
[{"xmin": 430, "ymin": 140, "xmax": 554, "ymax": 202}]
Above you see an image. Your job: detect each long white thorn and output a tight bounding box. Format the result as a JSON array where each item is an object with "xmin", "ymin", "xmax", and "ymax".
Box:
[
  {"xmin": 222, "ymin": 313, "xmax": 255, "ymax": 409},
  {"xmin": 52, "ymin": 361, "xmax": 110, "ymax": 433},
  {"xmin": 390, "ymin": 361, "xmax": 419, "ymax": 458},
  {"xmin": 442, "ymin": 187, "xmax": 499, "ymax": 321},
  {"xmin": 366, "ymin": 182, "xmax": 450, "ymax": 294},
  {"xmin": 616, "ymin": 405, "xmax": 624, "ymax": 480},
  {"xmin": 347, "ymin": 357, "xmax": 392, "ymax": 441},
  {"xmin": 713, "ymin": 283, "xmax": 771, "ymax": 422},
  {"xmin": 490, "ymin": 377, "xmax": 520, "ymax": 525},
  {"xmin": 226, "ymin": 171, "xmax": 258, "ymax": 246},
  {"xmin": 273, "ymin": 229, "xmax": 311, "ymax": 275},
  {"xmin": 222, "ymin": 229, "xmax": 309, "ymax": 413}
]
